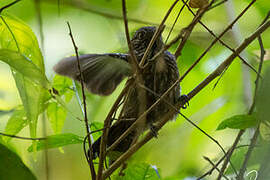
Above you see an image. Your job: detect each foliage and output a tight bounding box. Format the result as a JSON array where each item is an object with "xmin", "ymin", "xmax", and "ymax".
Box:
[
  {"xmin": 0, "ymin": 143, "xmax": 36, "ymax": 180},
  {"xmin": 0, "ymin": 0, "xmax": 269, "ymax": 179}
]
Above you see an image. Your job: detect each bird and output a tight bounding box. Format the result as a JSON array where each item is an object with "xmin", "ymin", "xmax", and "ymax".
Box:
[{"xmin": 53, "ymin": 26, "xmax": 185, "ymax": 164}]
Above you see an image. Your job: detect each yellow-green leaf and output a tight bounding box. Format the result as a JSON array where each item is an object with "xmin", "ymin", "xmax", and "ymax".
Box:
[
  {"xmin": 217, "ymin": 114, "xmax": 258, "ymax": 130},
  {"xmin": 27, "ymin": 133, "xmax": 84, "ymax": 152}
]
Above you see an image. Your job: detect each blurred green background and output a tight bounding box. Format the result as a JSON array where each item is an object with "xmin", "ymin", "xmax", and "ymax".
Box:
[{"xmin": 0, "ymin": 0, "xmax": 270, "ymax": 179}]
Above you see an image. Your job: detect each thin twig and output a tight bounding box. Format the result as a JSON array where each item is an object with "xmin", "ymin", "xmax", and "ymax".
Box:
[
  {"xmin": 174, "ymin": 0, "xmax": 216, "ymax": 59},
  {"xmin": 0, "ymin": 132, "xmax": 46, "ymax": 140},
  {"xmin": 179, "ymin": 0, "xmax": 257, "ymax": 83},
  {"xmin": 97, "ymin": 79, "xmax": 133, "ymax": 180},
  {"xmin": 103, "ymin": 20, "xmax": 270, "ymax": 179},
  {"xmin": 121, "ymin": 0, "xmax": 140, "ymax": 72},
  {"xmin": 0, "ymin": 0, "xmax": 21, "ymax": 14},
  {"xmin": 66, "ymin": 22, "xmax": 96, "ymax": 180},
  {"xmin": 217, "ymin": 14, "xmax": 269, "ymax": 180},
  {"xmin": 181, "ymin": 0, "xmax": 260, "ymax": 77},
  {"xmin": 44, "ymin": 0, "xmax": 164, "ymax": 27},
  {"xmin": 203, "ymin": 156, "xmax": 230, "ymax": 180},
  {"xmin": 237, "ymin": 33, "xmax": 266, "ymax": 180},
  {"xmin": 139, "ymin": 0, "xmax": 179, "ymax": 67},
  {"xmin": 165, "ymin": 0, "xmax": 188, "ymax": 44},
  {"xmin": 138, "ymin": 84, "xmax": 229, "ymax": 159}
]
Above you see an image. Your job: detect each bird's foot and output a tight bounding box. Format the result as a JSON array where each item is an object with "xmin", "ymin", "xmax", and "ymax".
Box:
[
  {"xmin": 178, "ymin": 94, "xmax": 189, "ymax": 109},
  {"xmin": 150, "ymin": 124, "xmax": 159, "ymax": 138}
]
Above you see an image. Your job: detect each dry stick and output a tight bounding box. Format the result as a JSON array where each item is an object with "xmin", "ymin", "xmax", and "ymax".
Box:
[
  {"xmin": 179, "ymin": 0, "xmax": 257, "ymax": 82},
  {"xmin": 103, "ymin": 19, "xmax": 270, "ymax": 180},
  {"xmin": 198, "ymin": 153, "xmax": 228, "ymax": 179},
  {"xmin": 217, "ymin": 15, "xmax": 269, "ymax": 180},
  {"xmin": 66, "ymin": 22, "xmax": 96, "ymax": 180},
  {"xmin": 237, "ymin": 127, "xmax": 260, "ymax": 180},
  {"xmin": 174, "ymin": 0, "xmax": 216, "ymax": 59},
  {"xmin": 181, "ymin": 0, "xmax": 260, "ymax": 77},
  {"xmin": 139, "ymin": 84, "xmax": 229, "ymax": 159},
  {"xmin": 121, "ymin": 0, "xmax": 140, "ymax": 72},
  {"xmin": 45, "ymin": 0, "xmax": 161, "ymax": 27},
  {"xmin": 96, "ymin": 80, "xmax": 133, "ymax": 180},
  {"xmin": 203, "ymin": 156, "xmax": 230, "ymax": 180},
  {"xmin": 83, "ymin": 128, "xmax": 109, "ymax": 164},
  {"xmin": 237, "ymin": 35, "xmax": 266, "ymax": 180},
  {"xmin": 96, "ymin": 3, "xmax": 141, "ymax": 179},
  {"xmin": 0, "ymin": 132, "xmax": 46, "ymax": 140},
  {"xmin": 106, "ymin": 6, "xmax": 257, "ymax": 152},
  {"xmin": 139, "ymin": 0, "xmax": 179, "ymax": 67},
  {"xmin": 164, "ymin": 0, "xmax": 188, "ymax": 44}
]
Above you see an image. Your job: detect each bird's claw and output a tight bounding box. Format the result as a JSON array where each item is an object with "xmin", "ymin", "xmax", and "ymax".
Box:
[
  {"xmin": 179, "ymin": 94, "xmax": 189, "ymax": 109},
  {"xmin": 150, "ymin": 124, "xmax": 159, "ymax": 138}
]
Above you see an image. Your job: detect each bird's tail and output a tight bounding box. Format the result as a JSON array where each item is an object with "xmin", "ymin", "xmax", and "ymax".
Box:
[{"xmin": 90, "ymin": 120, "xmax": 137, "ymax": 163}]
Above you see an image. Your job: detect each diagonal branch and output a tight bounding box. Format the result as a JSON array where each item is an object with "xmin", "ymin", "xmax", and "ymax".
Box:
[
  {"xmin": 103, "ymin": 19, "xmax": 270, "ymax": 179},
  {"xmin": 179, "ymin": 0, "xmax": 257, "ymax": 83},
  {"xmin": 181, "ymin": 0, "xmax": 260, "ymax": 77}
]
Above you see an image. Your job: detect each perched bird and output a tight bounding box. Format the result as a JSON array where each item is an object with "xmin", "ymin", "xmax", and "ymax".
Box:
[{"xmin": 54, "ymin": 26, "xmax": 185, "ymax": 163}]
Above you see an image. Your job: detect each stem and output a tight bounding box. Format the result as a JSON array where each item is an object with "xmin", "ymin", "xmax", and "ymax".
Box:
[{"xmin": 67, "ymin": 22, "xmax": 96, "ymax": 180}]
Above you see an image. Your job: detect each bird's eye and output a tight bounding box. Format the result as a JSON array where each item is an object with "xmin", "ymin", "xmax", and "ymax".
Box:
[{"xmin": 137, "ymin": 31, "xmax": 146, "ymax": 39}]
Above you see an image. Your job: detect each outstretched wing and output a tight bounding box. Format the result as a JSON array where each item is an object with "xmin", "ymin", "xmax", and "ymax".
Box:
[{"xmin": 53, "ymin": 53, "xmax": 132, "ymax": 95}]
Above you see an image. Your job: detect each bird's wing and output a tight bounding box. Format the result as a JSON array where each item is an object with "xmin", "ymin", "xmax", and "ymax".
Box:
[{"xmin": 53, "ymin": 53, "xmax": 132, "ymax": 95}]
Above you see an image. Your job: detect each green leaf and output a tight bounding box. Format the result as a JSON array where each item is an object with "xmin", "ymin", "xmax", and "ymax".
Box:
[
  {"xmin": 90, "ymin": 121, "xmax": 104, "ymax": 140},
  {"xmin": 257, "ymin": 68, "xmax": 270, "ymax": 123},
  {"xmin": 113, "ymin": 163, "xmax": 160, "ymax": 180},
  {"xmin": 0, "ymin": 49, "xmax": 49, "ymax": 88},
  {"xmin": 260, "ymin": 122, "xmax": 270, "ymax": 141},
  {"xmin": 52, "ymin": 75, "xmax": 74, "ymax": 103},
  {"xmin": 0, "ymin": 14, "xmax": 44, "ymax": 71},
  {"xmin": 0, "ymin": 143, "xmax": 36, "ymax": 180},
  {"xmin": 47, "ymin": 102, "xmax": 67, "ymax": 134},
  {"xmin": 27, "ymin": 133, "xmax": 84, "ymax": 152},
  {"xmin": 0, "ymin": 14, "xmax": 48, "ymax": 147},
  {"xmin": 217, "ymin": 114, "xmax": 258, "ymax": 130},
  {"xmin": 4, "ymin": 106, "xmax": 28, "ymax": 142}
]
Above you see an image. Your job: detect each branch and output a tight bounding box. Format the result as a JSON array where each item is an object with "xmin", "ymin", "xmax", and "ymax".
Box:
[
  {"xmin": 103, "ymin": 19, "xmax": 270, "ymax": 179},
  {"xmin": 96, "ymin": 79, "xmax": 133, "ymax": 180},
  {"xmin": 139, "ymin": 0, "xmax": 179, "ymax": 67},
  {"xmin": 217, "ymin": 14, "xmax": 269, "ymax": 180},
  {"xmin": 66, "ymin": 22, "xmax": 96, "ymax": 180},
  {"xmin": 237, "ymin": 31, "xmax": 266, "ymax": 180},
  {"xmin": 174, "ymin": 0, "xmax": 216, "ymax": 59},
  {"xmin": 179, "ymin": 0, "xmax": 257, "ymax": 83},
  {"xmin": 203, "ymin": 156, "xmax": 230, "ymax": 180},
  {"xmin": 0, "ymin": 132, "xmax": 46, "ymax": 140},
  {"xmin": 181, "ymin": 0, "xmax": 260, "ymax": 77},
  {"xmin": 121, "ymin": 0, "xmax": 140, "ymax": 72},
  {"xmin": 44, "ymin": 0, "xmax": 163, "ymax": 27}
]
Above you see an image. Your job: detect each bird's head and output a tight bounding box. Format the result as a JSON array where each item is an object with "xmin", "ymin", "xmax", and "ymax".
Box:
[{"xmin": 131, "ymin": 26, "xmax": 163, "ymax": 57}]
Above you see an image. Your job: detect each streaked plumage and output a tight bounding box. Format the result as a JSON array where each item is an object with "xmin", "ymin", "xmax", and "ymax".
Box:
[{"xmin": 53, "ymin": 26, "xmax": 181, "ymax": 163}]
